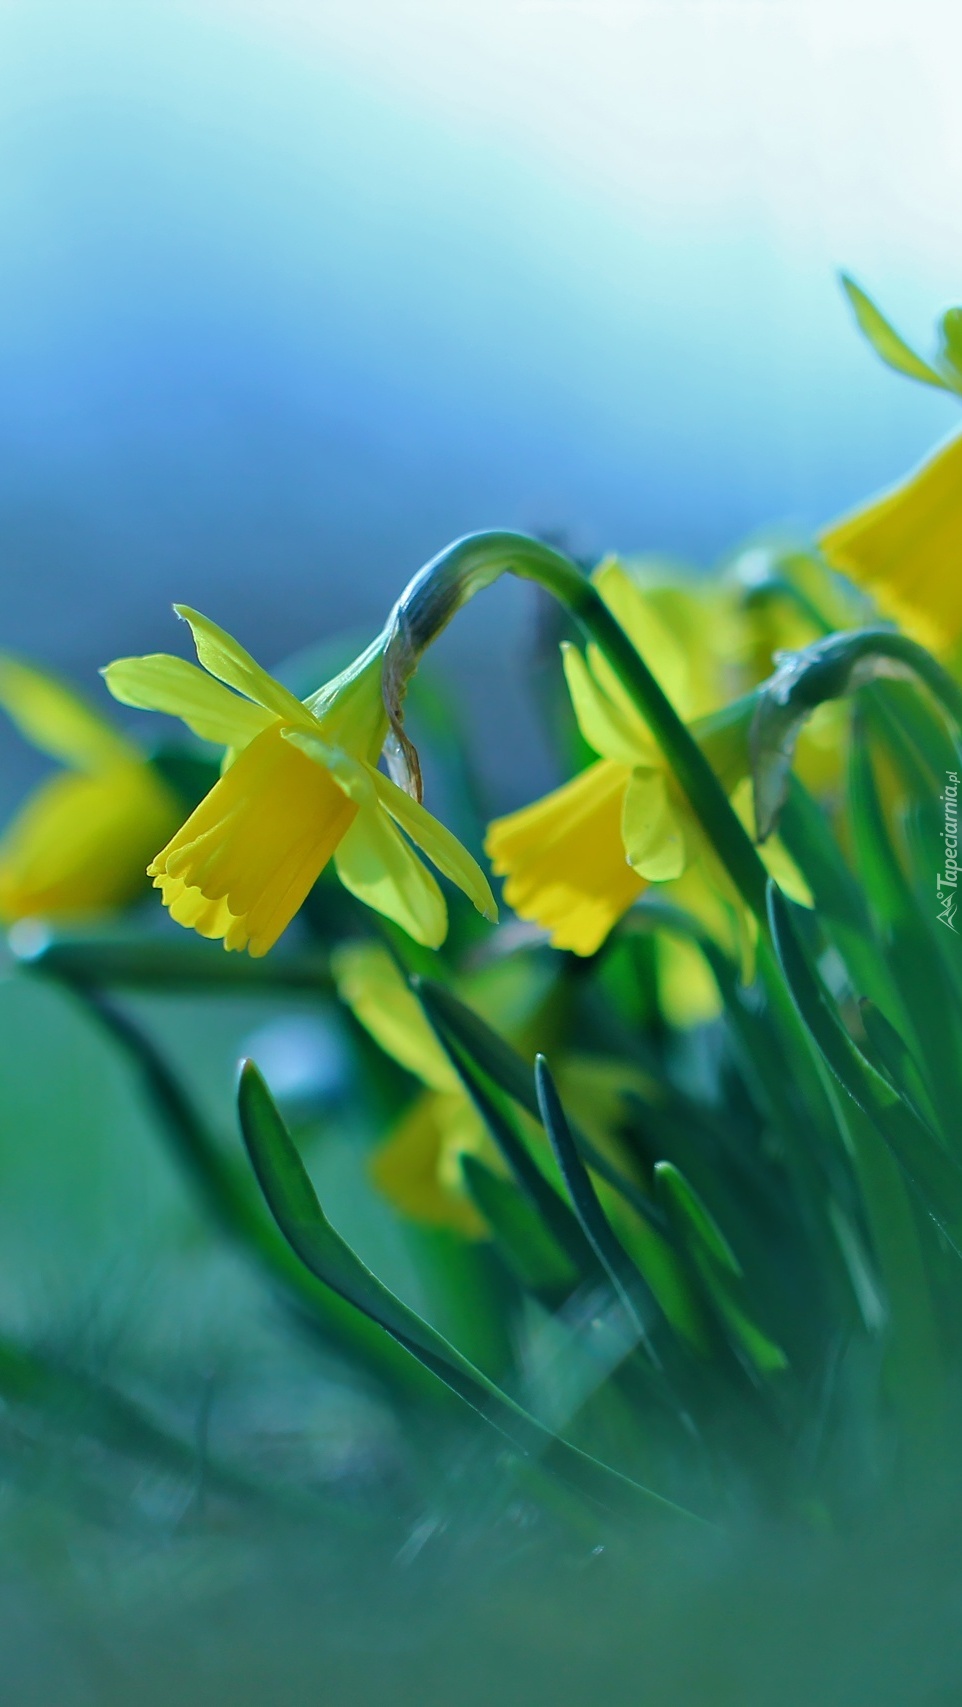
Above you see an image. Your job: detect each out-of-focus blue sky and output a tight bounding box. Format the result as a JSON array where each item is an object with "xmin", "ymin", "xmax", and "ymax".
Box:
[{"xmin": 0, "ymin": 0, "xmax": 960, "ymax": 799}]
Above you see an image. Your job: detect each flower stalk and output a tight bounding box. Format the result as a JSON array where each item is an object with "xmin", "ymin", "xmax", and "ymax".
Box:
[{"xmin": 383, "ymin": 530, "xmax": 772, "ymax": 924}]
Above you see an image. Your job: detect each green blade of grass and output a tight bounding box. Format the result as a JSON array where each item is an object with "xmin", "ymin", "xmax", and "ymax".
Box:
[
  {"xmin": 416, "ymin": 977, "xmax": 655, "ymax": 1222},
  {"xmin": 829, "ymin": 1092, "xmax": 948, "ymax": 1465},
  {"xmin": 858, "ymin": 999, "xmax": 940, "ymax": 1132},
  {"xmin": 423, "ymin": 1006, "xmax": 601, "ymax": 1280},
  {"xmin": 533, "ymin": 1055, "xmax": 659, "ymax": 1346},
  {"xmin": 848, "ymin": 721, "xmax": 962, "ymax": 1137},
  {"xmin": 237, "ymin": 1059, "xmax": 702, "ymax": 1523},
  {"xmin": 777, "ymin": 775, "xmax": 900, "ymax": 1017},
  {"xmin": 459, "ymin": 1154, "xmax": 579, "ymax": 1297},
  {"xmin": 767, "ymin": 882, "xmax": 962, "ymax": 1255},
  {"xmin": 654, "ymin": 1164, "xmax": 788, "ymax": 1378}
]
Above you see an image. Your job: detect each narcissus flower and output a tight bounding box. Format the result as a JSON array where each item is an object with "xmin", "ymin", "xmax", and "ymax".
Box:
[
  {"xmin": 486, "ymin": 562, "xmax": 806, "ymax": 962},
  {"xmin": 821, "ymin": 430, "xmax": 962, "ymax": 655},
  {"xmin": 103, "ymin": 607, "xmax": 496, "ymax": 955},
  {"xmin": 485, "ymin": 564, "xmax": 744, "ymax": 957},
  {"xmin": 0, "ymin": 655, "xmax": 180, "ymax": 924}
]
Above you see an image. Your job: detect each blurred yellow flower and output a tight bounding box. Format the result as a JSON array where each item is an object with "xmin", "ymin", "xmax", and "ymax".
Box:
[
  {"xmin": 104, "ymin": 608, "xmax": 496, "ymax": 956},
  {"xmin": 821, "ymin": 430, "xmax": 962, "ymax": 655},
  {"xmin": 332, "ymin": 940, "xmax": 490, "ymax": 1236},
  {"xmin": 0, "ymin": 655, "xmax": 180, "ymax": 925},
  {"xmin": 333, "ymin": 939, "xmax": 664, "ymax": 1238}
]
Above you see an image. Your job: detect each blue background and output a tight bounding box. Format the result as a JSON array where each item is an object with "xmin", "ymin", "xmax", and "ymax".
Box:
[{"xmin": 0, "ymin": 1, "xmax": 959, "ymax": 804}]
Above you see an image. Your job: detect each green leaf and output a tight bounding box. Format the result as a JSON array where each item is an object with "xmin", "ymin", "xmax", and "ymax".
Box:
[
  {"xmin": 654, "ymin": 1163, "xmax": 788, "ymax": 1376},
  {"xmin": 653, "ymin": 1163, "xmax": 742, "ymax": 1277},
  {"xmin": 777, "ymin": 776, "xmax": 899, "ymax": 1014},
  {"xmin": 830, "ymin": 1091, "xmax": 947, "ymax": 1462},
  {"xmin": 841, "ymin": 274, "xmax": 956, "ymax": 393},
  {"xmin": 420, "ymin": 998, "xmax": 601, "ymax": 1279},
  {"xmin": 534, "ymin": 1055, "xmax": 659, "ymax": 1345},
  {"xmin": 767, "ymin": 882, "xmax": 962, "ymax": 1256},
  {"xmin": 416, "ymin": 977, "xmax": 655, "ymax": 1221},
  {"xmin": 460, "ymin": 1154, "xmax": 579, "ymax": 1296},
  {"xmin": 848, "ymin": 722, "xmax": 962, "ymax": 1137},
  {"xmin": 938, "ymin": 305, "xmax": 962, "ymax": 382},
  {"xmin": 69, "ymin": 984, "xmax": 427, "ymax": 1400},
  {"xmin": 237, "ymin": 1060, "xmax": 701, "ymax": 1522},
  {"xmin": 16, "ymin": 931, "xmax": 330, "ymax": 992},
  {"xmin": 858, "ymin": 999, "xmax": 940, "ymax": 1132}
]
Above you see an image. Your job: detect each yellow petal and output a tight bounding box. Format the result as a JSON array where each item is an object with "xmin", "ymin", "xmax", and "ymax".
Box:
[
  {"xmin": 102, "ymin": 654, "xmax": 276, "ymax": 750},
  {"xmin": 820, "ymin": 429, "xmax": 962, "ymax": 652},
  {"xmin": 0, "ymin": 654, "xmax": 135, "ymax": 773},
  {"xmin": 486, "ymin": 759, "xmax": 644, "ymax": 956},
  {"xmin": 174, "ymin": 606, "xmax": 313, "ymax": 726},
  {"xmin": 621, "ymin": 768, "xmax": 686, "ymax": 880},
  {"xmin": 283, "ymin": 734, "xmax": 453, "ymax": 945},
  {"xmin": 0, "ymin": 763, "xmax": 179, "ymax": 922},
  {"xmin": 334, "ymin": 804, "xmax": 448, "ymax": 947},
  {"xmin": 369, "ymin": 1090, "xmax": 488, "ymax": 1238},
  {"xmin": 330, "ymin": 940, "xmax": 460, "ymax": 1092},
  {"xmin": 370, "ymin": 766, "xmax": 498, "ymax": 923},
  {"xmin": 560, "ymin": 642, "xmax": 652, "ymax": 764},
  {"xmin": 150, "ymin": 722, "xmax": 357, "ymax": 956}
]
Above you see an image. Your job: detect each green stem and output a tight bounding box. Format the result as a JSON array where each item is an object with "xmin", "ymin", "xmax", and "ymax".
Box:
[{"xmin": 386, "ymin": 531, "xmax": 770, "ymax": 923}]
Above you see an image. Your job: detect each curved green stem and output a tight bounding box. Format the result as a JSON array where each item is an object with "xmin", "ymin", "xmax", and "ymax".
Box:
[{"xmin": 384, "ymin": 530, "xmax": 770, "ymax": 923}]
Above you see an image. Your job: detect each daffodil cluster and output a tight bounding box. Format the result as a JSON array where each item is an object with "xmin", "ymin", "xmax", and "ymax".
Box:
[{"xmin": 1, "ymin": 271, "xmax": 959, "ymax": 989}]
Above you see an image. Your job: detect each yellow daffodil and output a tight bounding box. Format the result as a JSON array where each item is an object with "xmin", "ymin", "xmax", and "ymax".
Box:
[
  {"xmin": 0, "ymin": 655, "xmax": 180, "ymax": 924},
  {"xmin": 103, "ymin": 607, "xmax": 496, "ymax": 955},
  {"xmin": 821, "ymin": 429, "xmax": 962, "ymax": 655},
  {"xmin": 486, "ymin": 562, "xmax": 809, "ymax": 974},
  {"xmin": 485, "ymin": 563, "xmax": 747, "ymax": 958}
]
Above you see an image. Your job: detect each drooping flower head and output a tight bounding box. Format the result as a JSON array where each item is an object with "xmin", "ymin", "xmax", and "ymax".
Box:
[
  {"xmin": 0, "ymin": 655, "xmax": 180, "ymax": 924},
  {"xmin": 103, "ymin": 607, "xmax": 496, "ymax": 955}
]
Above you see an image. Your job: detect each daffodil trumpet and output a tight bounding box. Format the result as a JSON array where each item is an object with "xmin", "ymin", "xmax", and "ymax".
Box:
[
  {"xmin": 104, "ymin": 608, "xmax": 497, "ymax": 956},
  {"xmin": 383, "ymin": 531, "xmax": 772, "ymax": 925}
]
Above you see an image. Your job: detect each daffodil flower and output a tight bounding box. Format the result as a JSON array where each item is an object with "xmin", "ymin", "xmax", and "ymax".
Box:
[
  {"xmin": 485, "ymin": 563, "xmax": 806, "ymax": 962},
  {"xmin": 0, "ymin": 655, "xmax": 181, "ymax": 924},
  {"xmin": 103, "ymin": 607, "xmax": 496, "ymax": 955},
  {"xmin": 821, "ymin": 430, "xmax": 962, "ymax": 655}
]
